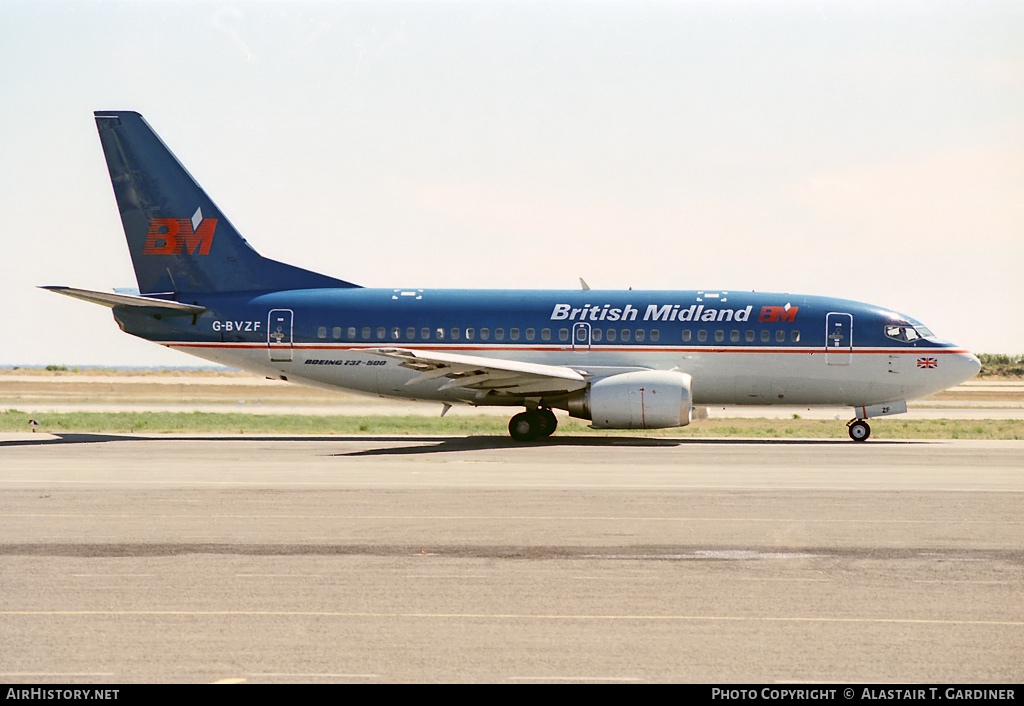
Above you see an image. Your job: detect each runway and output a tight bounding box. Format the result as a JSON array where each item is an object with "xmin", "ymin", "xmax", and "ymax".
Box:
[{"xmin": 1, "ymin": 434, "xmax": 1022, "ymax": 683}]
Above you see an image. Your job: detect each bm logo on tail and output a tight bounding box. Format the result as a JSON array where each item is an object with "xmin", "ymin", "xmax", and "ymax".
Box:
[{"xmin": 144, "ymin": 207, "xmax": 216, "ymax": 255}]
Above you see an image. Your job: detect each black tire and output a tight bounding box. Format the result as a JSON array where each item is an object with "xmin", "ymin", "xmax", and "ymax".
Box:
[
  {"xmin": 537, "ymin": 409, "xmax": 558, "ymax": 437},
  {"xmin": 848, "ymin": 420, "xmax": 871, "ymax": 442},
  {"xmin": 509, "ymin": 411, "xmax": 540, "ymax": 441}
]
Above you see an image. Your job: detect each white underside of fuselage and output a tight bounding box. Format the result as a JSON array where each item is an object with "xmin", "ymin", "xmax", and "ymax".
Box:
[{"xmin": 155, "ymin": 340, "xmax": 971, "ymax": 412}]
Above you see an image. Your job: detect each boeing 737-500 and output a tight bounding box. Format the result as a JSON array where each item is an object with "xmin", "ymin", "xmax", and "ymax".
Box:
[{"xmin": 45, "ymin": 111, "xmax": 981, "ymax": 441}]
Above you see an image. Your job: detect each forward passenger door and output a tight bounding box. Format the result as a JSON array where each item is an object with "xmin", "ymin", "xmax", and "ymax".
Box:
[{"xmin": 825, "ymin": 313, "xmax": 852, "ymax": 366}]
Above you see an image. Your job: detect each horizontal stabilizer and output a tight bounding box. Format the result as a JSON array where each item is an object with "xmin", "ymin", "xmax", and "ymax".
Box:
[{"xmin": 41, "ymin": 286, "xmax": 206, "ymax": 314}]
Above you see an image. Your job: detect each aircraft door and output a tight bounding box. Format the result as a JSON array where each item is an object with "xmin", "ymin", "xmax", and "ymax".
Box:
[
  {"xmin": 572, "ymin": 322, "xmax": 592, "ymax": 352},
  {"xmin": 268, "ymin": 309, "xmax": 294, "ymax": 362},
  {"xmin": 825, "ymin": 312, "xmax": 852, "ymax": 365}
]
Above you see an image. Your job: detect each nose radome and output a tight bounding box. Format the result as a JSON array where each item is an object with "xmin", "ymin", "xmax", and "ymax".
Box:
[
  {"xmin": 953, "ymin": 351, "xmax": 981, "ymax": 385},
  {"xmin": 966, "ymin": 352, "xmax": 981, "ymax": 378}
]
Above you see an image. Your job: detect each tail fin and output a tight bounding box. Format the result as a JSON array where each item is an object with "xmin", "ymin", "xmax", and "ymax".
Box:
[{"xmin": 94, "ymin": 111, "xmax": 359, "ymax": 295}]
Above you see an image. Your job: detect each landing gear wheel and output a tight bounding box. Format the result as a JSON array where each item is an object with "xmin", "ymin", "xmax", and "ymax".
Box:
[
  {"xmin": 508, "ymin": 409, "xmax": 557, "ymax": 441},
  {"xmin": 848, "ymin": 420, "xmax": 871, "ymax": 442},
  {"xmin": 537, "ymin": 409, "xmax": 558, "ymax": 437},
  {"xmin": 509, "ymin": 411, "xmax": 540, "ymax": 441}
]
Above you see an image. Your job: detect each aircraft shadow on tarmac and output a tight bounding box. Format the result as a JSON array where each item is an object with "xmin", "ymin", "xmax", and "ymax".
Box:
[
  {"xmin": 330, "ymin": 435, "xmax": 915, "ymax": 456},
  {"xmin": 0, "ymin": 433, "xmax": 142, "ymax": 447},
  {"xmin": 0, "ymin": 433, "xmax": 913, "ymax": 454}
]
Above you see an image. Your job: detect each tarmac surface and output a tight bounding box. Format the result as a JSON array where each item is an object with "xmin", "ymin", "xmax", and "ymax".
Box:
[{"xmin": 1, "ymin": 433, "xmax": 1022, "ymax": 683}]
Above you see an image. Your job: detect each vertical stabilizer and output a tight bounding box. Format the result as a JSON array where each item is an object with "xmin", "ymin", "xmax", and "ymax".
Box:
[{"xmin": 94, "ymin": 111, "xmax": 358, "ymax": 295}]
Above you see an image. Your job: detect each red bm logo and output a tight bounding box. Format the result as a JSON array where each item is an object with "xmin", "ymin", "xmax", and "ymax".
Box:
[
  {"xmin": 758, "ymin": 305, "xmax": 799, "ymax": 323},
  {"xmin": 144, "ymin": 208, "xmax": 216, "ymax": 255}
]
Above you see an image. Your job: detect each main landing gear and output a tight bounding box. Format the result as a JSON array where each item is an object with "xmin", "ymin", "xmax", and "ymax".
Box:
[
  {"xmin": 847, "ymin": 419, "xmax": 871, "ymax": 442},
  {"xmin": 508, "ymin": 408, "xmax": 558, "ymax": 441}
]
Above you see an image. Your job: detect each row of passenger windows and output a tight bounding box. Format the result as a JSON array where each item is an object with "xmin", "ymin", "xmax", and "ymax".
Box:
[
  {"xmin": 318, "ymin": 326, "xmax": 578, "ymax": 342},
  {"xmin": 314, "ymin": 326, "xmax": 801, "ymax": 344},
  {"xmin": 684, "ymin": 329, "xmax": 801, "ymax": 343}
]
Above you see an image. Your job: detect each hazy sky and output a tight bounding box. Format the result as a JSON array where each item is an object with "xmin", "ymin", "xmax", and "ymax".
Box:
[{"xmin": 2, "ymin": 0, "xmax": 1022, "ymax": 366}]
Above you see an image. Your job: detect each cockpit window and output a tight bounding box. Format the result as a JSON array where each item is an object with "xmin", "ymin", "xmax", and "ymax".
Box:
[{"xmin": 884, "ymin": 320, "xmax": 932, "ymax": 342}]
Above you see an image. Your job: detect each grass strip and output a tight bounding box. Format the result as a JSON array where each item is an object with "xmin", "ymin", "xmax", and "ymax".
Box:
[{"xmin": 3, "ymin": 409, "xmax": 1024, "ymax": 440}]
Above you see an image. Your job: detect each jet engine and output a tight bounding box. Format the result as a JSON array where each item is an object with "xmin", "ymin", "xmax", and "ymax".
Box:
[{"xmin": 566, "ymin": 371, "xmax": 693, "ymax": 429}]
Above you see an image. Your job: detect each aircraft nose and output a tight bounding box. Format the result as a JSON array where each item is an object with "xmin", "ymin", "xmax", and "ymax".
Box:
[
  {"xmin": 951, "ymin": 350, "xmax": 981, "ymax": 385},
  {"xmin": 965, "ymin": 351, "xmax": 981, "ymax": 377}
]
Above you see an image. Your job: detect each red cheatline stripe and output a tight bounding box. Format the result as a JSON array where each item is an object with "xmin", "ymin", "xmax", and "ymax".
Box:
[{"xmin": 159, "ymin": 342, "xmax": 970, "ymax": 355}]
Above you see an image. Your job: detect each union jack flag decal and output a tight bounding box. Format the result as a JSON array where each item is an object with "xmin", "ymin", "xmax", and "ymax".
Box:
[{"xmin": 917, "ymin": 357, "xmax": 938, "ymax": 369}]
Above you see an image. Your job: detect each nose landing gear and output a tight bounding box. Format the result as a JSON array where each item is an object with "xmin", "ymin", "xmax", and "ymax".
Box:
[
  {"xmin": 847, "ymin": 419, "xmax": 871, "ymax": 442},
  {"xmin": 508, "ymin": 408, "xmax": 558, "ymax": 441}
]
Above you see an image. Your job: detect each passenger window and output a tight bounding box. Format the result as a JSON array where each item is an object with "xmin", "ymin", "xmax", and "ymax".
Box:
[
  {"xmin": 436, "ymin": 328, "xmax": 445, "ymax": 340},
  {"xmin": 745, "ymin": 330, "xmax": 754, "ymax": 343},
  {"xmin": 406, "ymin": 327, "xmax": 416, "ymax": 340},
  {"xmin": 606, "ymin": 329, "xmax": 616, "ymax": 342},
  {"xmin": 761, "ymin": 330, "xmax": 770, "ymax": 343},
  {"xmin": 715, "ymin": 330, "xmax": 724, "ymax": 343},
  {"xmin": 681, "ymin": 330, "xmax": 691, "ymax": 343},
  {"xmin": 465, "ymin": 328, "xmax": 475, "ymax": 340},
  {"xmin": 392, "ymin": 327, "xmax": 401, "ymax": 340},
  {"xmin": 421, "ymin": 327, "xmax": 431, "ymax": 340},
  {"xmin": 559, "ymin": 329, "xmax": 569, "ymax": 342},
  {"xmin": 510, "ymin": 328, "xmax": 520, "ymax": 341},
  {"xmin": 791, "ymin": 330, "xmax": 801, "ymax": 343},
  {"xmin": 480, "ymin": 328, "xmax": 490, "ymax": 341},
  {"xmin": 495, "ymin": 328, "xmax": 505, "ymax": 341},
  {"xmin": 348, "ymin": 327, "xmax": 357, "ymax": 340},
  {"xmin": 541, "ymin": 328, "xmax": 551, "ymax": 341},
  {"xmin": 621, "ymin": 329, "xmax": 631, "ymax": 342},
  {"xmin": 451, "ymin": 328, "xmax": 460, "ymax": 340},
  {"xmin": 333, "ymin": 327, "xmax": 342, "ymax": 340},
  {"xmin": 376, "ymin": 327, "xmax": 386, "ymax": 340},
  {"xmin": 361, "ymin": 327, "xmax": 371, "ymax": 340},
  {"xmin": 317, "ymin": 326, "xmax": 327, "ymax": 339},
  {"xmin": 776, "ymin": 330, "xmax": 785, "ymax": 343},
  {"xmin": 525, "ymin": 328, "xmax": 535, "ymax": 341},
  {"xmin": 730, "ymin": 330, "xmax": 739, "ymax": 343},
  {"xmin": 650, "ymin": 330, "xmax": 659, "ymax": 343},
  {"xmin": 697, "ymin": 330, "xmax": 707, "ymax": 343},
  {"xmin": 635, "ymin": 329, "xmax": 645, "ymax": 343}
]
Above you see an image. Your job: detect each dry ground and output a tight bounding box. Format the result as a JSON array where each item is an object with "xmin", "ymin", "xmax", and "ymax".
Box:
[{"xmin": 0, "ymin": 369, "xmax": 366, "ymax": 407}]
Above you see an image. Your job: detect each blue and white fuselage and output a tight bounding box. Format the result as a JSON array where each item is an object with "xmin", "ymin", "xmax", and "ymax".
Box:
[
  {"xmin": 46, "ymin": 112, "xmax": 980, "ymax": 441},
  {"xmin": 109, "ymin": 286, "xmax": 978, "ymax": 439}
]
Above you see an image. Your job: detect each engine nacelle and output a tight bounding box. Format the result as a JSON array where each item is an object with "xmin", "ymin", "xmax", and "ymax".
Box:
[{"xmin": 567, "ymin": 371, "xmax": 693, "ymax": 429}]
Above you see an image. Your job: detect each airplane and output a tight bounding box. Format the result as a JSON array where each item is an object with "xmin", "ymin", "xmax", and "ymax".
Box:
[{"xmin": 45, "ymin": 111, "xmax": 981, "ymax": 442}]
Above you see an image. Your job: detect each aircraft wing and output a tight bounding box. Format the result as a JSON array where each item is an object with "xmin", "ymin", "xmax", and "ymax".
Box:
[{"xmin": 369, "ymin": 348, "xmax": 588, "ymax": 396}]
